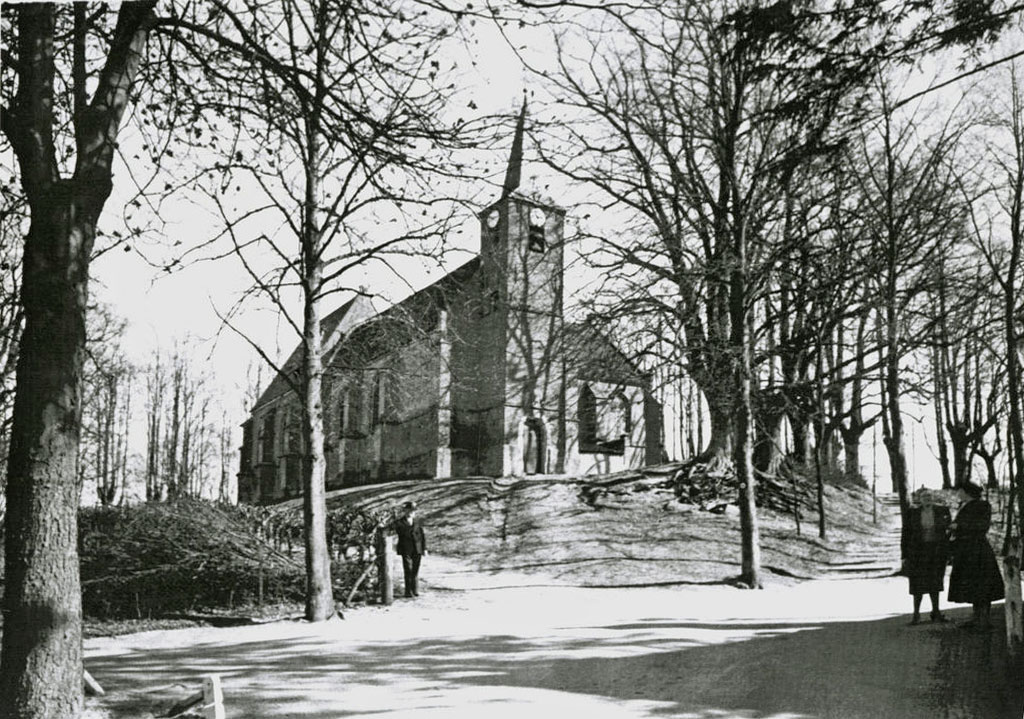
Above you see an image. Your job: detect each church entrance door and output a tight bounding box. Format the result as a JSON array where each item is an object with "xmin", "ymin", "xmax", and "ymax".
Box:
[{"xmin": 524, "ymin": 418, "xmax": 545, "ymax": 475}]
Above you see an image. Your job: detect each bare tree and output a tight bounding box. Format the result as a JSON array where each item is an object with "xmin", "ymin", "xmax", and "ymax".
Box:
[
  {"xmin": 144, "ymin": 351, "xmax": 167, "ymax": 501},
  {"xmin": 846, "ymin": 78, "xmax": 968, "ymax": 564},
  {"xmin": 532, "ymin": 0, "xmax": 871, "ymax": 586},
  {"xmin": 153, "ymin": 0, "xmax": 480, "ymax": 620},
  {"xmin": 78, "ymin": 303, "xmax": 134, "ymax": 506},
  {"xmin": 927, "ymin": 262, "xmax": 1003, "ymax": 488}
]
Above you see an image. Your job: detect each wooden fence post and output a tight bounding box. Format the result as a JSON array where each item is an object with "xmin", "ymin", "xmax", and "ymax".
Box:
[
  {"xmin": 161, "ymin": 675, "xmax": 224, "ymax": 718},
  {"xmin": 375, "ymin": 525, "xmax": 393, "ymax": 605},
  {"xmin": 1004, "ymin": 538, "xmax": 1023, "ymax": 669},
  {"xmin": 202, "ymin": 674, "xmax": 225, "ymax": 719}
]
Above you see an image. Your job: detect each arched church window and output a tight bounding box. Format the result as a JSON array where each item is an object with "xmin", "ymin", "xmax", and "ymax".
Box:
[
  {"xmin": 524, "ymin": 417, "xmax": 545, "ymax": 475},
  {"xmin": 341, "ymin": 382, "xmax": 366, "ymax": 437},
  {"xmin": 578, "ymin": 383, "xmax": 598, "ymax": 448},
  {"xmin": 258, "ymin": 408, "xmax": 276, "ymax": 463},
  {"xmin": 617, "ymin": 390, "xmax": 632, "ymax": 436},
  {"xmin": 283, "ymin": 406, "xmax": 302, "ymax": 454},
  {"xmin": 338, "ymin": 390, "xmax": 350, "ymax": 439},
  {"xmin": 371, "ymin": 372, "xmax": 386, "ymax": 426}
]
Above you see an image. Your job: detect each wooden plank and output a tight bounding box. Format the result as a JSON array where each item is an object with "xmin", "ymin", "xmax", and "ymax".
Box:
[{"xmin": 83, "ymin": 668, "xmax": 104, "ymax": 696}]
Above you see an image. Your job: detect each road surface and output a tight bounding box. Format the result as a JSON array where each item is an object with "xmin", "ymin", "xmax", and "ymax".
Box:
[{"xmin": 86, "ymin": 553, "xmax": 1021, "ymax": 719}]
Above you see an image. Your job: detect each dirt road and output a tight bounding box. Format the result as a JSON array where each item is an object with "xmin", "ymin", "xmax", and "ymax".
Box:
[{"xmin": 86, "ymin": 553, "xmax": 1021, "ymax": 719}]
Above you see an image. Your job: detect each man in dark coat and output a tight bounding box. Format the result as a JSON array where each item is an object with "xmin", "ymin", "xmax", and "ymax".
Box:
[
  {"xmin": 395, "ymin": 501, "xmax": 427, "ymax": 598},
  {"xmin": 948, "ymin": 482, "xmax": 1004, "ymax": 631}
]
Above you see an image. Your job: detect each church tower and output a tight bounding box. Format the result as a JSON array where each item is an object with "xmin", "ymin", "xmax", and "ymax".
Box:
[{"xmin": 476, "ymin": 101, "xmax": 566, "ymax": 476}]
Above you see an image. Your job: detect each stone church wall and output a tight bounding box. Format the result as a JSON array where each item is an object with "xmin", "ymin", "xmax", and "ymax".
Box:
[
  {"xmin": 323, "ymin": 322, "xmax": 444, "ymax": 487},
  {"xmin": 448, "ymin": 272, "xmax": 507, "ymax": 477}
]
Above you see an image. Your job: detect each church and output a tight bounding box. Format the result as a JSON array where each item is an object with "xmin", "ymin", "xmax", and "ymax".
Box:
[{"xmin": 237, "ymin": 109, "xmax": 662, "ymax": 504}]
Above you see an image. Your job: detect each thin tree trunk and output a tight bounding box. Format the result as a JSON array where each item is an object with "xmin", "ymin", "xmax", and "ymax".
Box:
[
  {"xmin": 301, "ymin": 241, "xmax": 334, "ymax": 621},
  {"xmin": 300, "ymin": 11, "xmax": 335, "ymax": 621},
  {"xmin": 731, "ymin": 223, "xmax": 761, "ymax": 588},
  {"xmin": 814, "ymin": 344, "xmax": 827, "ymax": 539},
  {"xmin": 840, "ymin": 315, "xmax": 871, "ymax": 484},
  {"xmin": 931, "ymin": 341, "xmax": 953, "ymax": 489},
  {"xmin": 883, "ymin": 307, "xmax": 911, "ymax": 565},
  {"xmin": 119, "ymin": 374, "xmax": 131, "ymax": 505},
  {"xmin": 1003, "ymin": 73, "xmax": 1024, "ymax": 582},
  {"xmin": 166, "ymin": 367, "xmax": 181, "ymax": 498}
]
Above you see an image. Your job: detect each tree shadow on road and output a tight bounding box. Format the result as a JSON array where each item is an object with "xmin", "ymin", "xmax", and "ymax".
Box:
[{"xmin": 87, "ymin": 601, "xmax": 1022, "ymax": 719}]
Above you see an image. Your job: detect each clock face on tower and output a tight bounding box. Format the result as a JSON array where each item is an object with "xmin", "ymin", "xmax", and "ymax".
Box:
[
  {"xmin": 486, "ymin": 210, "xmax": 499, "ymax": 229},
  {"xmin": 529, "ymin": 207, "xmax": 546, "ymax": 226}
]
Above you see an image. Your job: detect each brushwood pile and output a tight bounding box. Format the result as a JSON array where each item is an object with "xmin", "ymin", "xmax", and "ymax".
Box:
[{"xmin": 77, "ymin": 499, "xmax": 385, "ymax": 620}]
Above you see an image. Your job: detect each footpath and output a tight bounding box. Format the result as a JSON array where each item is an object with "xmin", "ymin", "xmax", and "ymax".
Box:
[{"xmin": 85, "ymin": 494, "xmax": 1023, "ymax": 719}]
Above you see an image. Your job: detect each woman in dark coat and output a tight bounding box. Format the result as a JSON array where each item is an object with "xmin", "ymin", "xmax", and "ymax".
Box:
[
  {"xmin": 906, "ymin": 492, "xmax": 951, "ymax": 624},
  {"xmin": 947, "ymin": 482, "xmax": 1004, "ymax": 631}
]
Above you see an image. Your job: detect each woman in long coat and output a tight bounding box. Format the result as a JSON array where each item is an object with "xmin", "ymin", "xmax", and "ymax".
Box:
[
  {"xmin": 906, "ymin": 492, "xmax": 951, "ymax": 624},
  {"xmin": 947, "ymin": 482, "xmax": 1004, "ymax": 631}
]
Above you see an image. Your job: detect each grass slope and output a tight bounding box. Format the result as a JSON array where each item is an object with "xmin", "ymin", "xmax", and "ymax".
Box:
[{"xmin": 275, "ymin": 463, "xmax": 898, "ymax": 588}]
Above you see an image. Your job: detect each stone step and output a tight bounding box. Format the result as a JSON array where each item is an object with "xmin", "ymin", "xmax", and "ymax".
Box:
[
  {"xmin": 826, "ymin": 563, "xmax": 896, "ymax": 573},
  {"xmin": 819, "ymin": 570, "xmax": 897, "ymax": 581}
]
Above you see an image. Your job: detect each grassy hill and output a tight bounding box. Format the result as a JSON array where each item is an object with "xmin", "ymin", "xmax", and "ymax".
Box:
[{"xmin": 272, "ymin": 462, "xmax": 899, "ymax": 588}]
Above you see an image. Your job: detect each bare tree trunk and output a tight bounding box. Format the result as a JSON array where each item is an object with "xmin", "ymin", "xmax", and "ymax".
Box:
[
  {"xmin": 118, "ymin": 374, "xmax": 131, "ymax": 504},
  {"xmin": 931, "ymin": 341, "xmax": 953, "ymax": 489},
  {"xmin": 814, "ymin": 344, "xmax": 827, "ymax": 539},
  {"xmin": 145, "ymin": 357, "xmax": 164, "ymax": 501},
  {"xmin": 731, "ymin": 223, "xmax": 761, "ymax": 589},
  {"xmin": 703, "ymin": 398, "xmax": 735, "ymax": 466},
  {"xmin": 219, "ymin": 417, "xmax": 231, "ymax": 502},
  {"xmin": 180, "ymin": 384, "xmax": 192, "ymax": 496},
  {"xmin": 822, "ymin": 327, "xmax": 843, "ymax": 473},
  {"xmin": 98, "ymin": 376, "xmax": 116, "ymax": 505},
  {"xmin": 300, "ymin": 17, "xmax": 335, "ymax": 620},
  {"xmin": 1, "ymin": 190, "xmax": 92, "ymax": 719},
  {"xmin": 301, "ymin": 245, "xmax": 334, "ymax": 621},
  {"xmin": 166, "ymin": 364, "xmax": 181, "ymax": 498},
  {"xmin": 840, "ymin": 315, "xmax": 872, "ymax": 484},
  {"xmin": 696, "ymin": 386, "xmax": 704, "ymax": 456},
  {"xmin": 754, "ymin": 405, "xmax": 784, "ymax": 477},
  {"xmin": 883, "ymin": 311, "xmax": 911, "ymax": 564},
  {"xmin": 1002, "ymin": 66, "xmax": 1024, "ymax": 665},
  {"xmin": 0, "ymin": 5, "xmax": 155, "ymax": 716}
]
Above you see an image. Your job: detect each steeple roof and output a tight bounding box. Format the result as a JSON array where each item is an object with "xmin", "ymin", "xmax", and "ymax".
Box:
[{"xmin": 500, "ymin": 97, "xmax": 527, "ymax": 199}]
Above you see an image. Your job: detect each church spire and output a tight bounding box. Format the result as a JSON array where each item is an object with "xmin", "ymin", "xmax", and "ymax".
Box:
[{"xmin": 501, "ymin": 97, "xmax": 527, "ymax": 199}]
